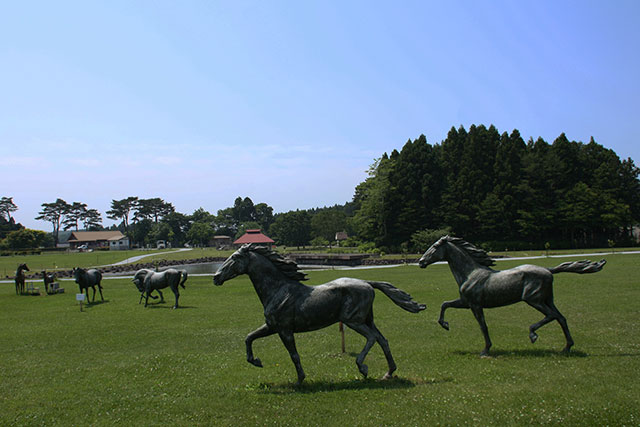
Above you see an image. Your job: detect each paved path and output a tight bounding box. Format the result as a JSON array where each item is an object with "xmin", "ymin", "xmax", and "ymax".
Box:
[{"xmin": 107, "ymin": 248, "xmax": 193, "ymax": 266}]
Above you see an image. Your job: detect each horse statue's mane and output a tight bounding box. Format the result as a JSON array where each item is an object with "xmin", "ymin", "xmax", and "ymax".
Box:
[
  {"xmin": 444, "ymin": 236, "xmax": 495, "ymax": 267},
  {"xmin": 241, "ymin": 244, "xmax": 308, "ymax": 281}
]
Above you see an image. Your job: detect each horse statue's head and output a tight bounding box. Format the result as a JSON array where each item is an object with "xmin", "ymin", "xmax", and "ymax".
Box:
[
  {"xmin": 419, "ymin": 235, "xmax": 494, "ymax": 268},
  {"xmin": 72, "ymin": 267, "xmax": 85, "ymax": 282},
  {"xmin": 132, "ymin": 269, "xmax": 152, "ymax": 292},
  {"xmin": 213, "ymin": 244, "xmax": 255, "ymax": 286},
  {"xmin": 213, "ymin": 244, "xmax": 307, "ymax": 286},
  {"xmin": 418, "ymin": 235, "xmax": 451, "ymax": 268},
  {"xmin": 17, "ymin": 263, "xmax": 29, "ymax": 272}
]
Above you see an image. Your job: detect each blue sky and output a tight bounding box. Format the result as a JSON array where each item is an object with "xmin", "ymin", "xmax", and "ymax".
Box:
[{"xmin": 2, "ymin": 1, "xmax": 639, "ymax": 231}]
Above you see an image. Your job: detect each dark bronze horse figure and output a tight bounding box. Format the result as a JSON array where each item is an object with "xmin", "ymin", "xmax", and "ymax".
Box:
[
  {"xmin": 72, "ymin": 267, "xmax": 104, "ymax": 303},
  {"xmin": 419, "ymin": 236, "xmax": 606, "ymax": 355},
  {"xmin": 42, "ymin": 270, "xmax": 56, "ymax": 294},
  {"xmin": 133, "ymin": 268, "xmax": 188, "ymax": 309},
  {"xmin": 15, "ymin": 263, "xmax": 29, "ymax": 295},
  {"xmin": 213, "ymin": 244, "xmax": 426, "ymax": 384}
]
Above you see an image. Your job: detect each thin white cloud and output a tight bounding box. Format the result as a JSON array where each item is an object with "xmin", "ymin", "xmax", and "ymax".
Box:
[{"xmin": 0, "ymin": 156, "xmax": 45, "ymax": 168}]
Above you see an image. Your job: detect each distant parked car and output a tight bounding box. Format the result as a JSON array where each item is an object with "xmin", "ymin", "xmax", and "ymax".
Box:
[{"xmin": 78, "ymin": 244, "xmax": 88, "ymax": 251}]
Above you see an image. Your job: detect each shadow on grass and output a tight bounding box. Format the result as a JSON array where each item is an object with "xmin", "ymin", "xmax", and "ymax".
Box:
[
  {"xmin": 84, "ymin": 299, "xmax": 110, "ymax": 307},
  {"xmin": 249, "ymin": 376, "xmax": 453, "ymax": 394},
  {"xmin": 145, "ymin": 304, "xmax": 197, "ymax": 310},
  {"xmin": 453, "ymin": 348, "xmax": 588, "ymax": 358},
  {"xmin": 78, "ymin": 299, "xmax": 110, "ymax": 311}
]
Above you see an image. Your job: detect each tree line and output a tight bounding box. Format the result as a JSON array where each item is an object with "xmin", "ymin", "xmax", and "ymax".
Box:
[
  {"xmin": 350, "ymin": 125, "xmax": 640, "ymax": 251},
  {"xmin": 3, "ymin": 124, "xmax": 639, "ymax": 252}
]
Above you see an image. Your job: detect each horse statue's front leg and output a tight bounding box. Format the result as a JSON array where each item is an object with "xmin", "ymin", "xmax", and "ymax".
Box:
[
  {"xmin": 278, "ymin": 330, "xmax": 305, "ymax": 385},
  {"xmin": 245, "ymin": 324, "xmax": 276, "ymax": 368},
  {"xmin": 438, "ymin": 298, "xmax": 469, "ymax": 330},
  {"xmin": 471, "ymin": 306, "xmax": 492, "ymax": 356},
  {"xmin": 144, "ymin": 289, "xmax": 152, "ymax": 307}
]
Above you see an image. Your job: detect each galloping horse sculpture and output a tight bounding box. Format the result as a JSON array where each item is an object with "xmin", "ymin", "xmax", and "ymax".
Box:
[
  {"xmin": 15, "ymin": 263, "xmax": 29, "ymax": 295},
  {"xmin": 419, "ymin": 236, "xmax": 606, "ymax": 355},
  {"xmin": 72, "ymin": 267, "xmax": 105, "ymax": 303},
  {"xmin": 133, "ymin": 268, "xmax": 188, "ymax": 309},
  {"xmin": 213, "ymin": 244, "xmax": 426, "ymax": 384}
]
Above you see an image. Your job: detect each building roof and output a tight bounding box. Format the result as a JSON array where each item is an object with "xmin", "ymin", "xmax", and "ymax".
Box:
[
  {"xmin": 335, "ymin": 231, "xmax": 348, "ymax": 241},
  {"xmin": 233, "ymin": 229, "xmax": 275, "ymax": 245},
  {"xmin": 68, "ymin": 231, "xmax": 126, "ymax": 243}
]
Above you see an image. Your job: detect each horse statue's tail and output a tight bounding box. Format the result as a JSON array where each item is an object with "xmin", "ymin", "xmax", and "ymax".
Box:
[
  {"xmin": 368, "ymin": 281, "xmax": 426, "ymax": 313},
  {"xmin": 548, "ymin": 259, "xmax": 606, "ymax": 275},
  {"xmin": 179, "ymin": 270, "xmax": 188, "ymax": 289}
]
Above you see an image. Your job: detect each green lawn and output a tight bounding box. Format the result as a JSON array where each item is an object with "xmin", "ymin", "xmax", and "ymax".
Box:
[{"xmin": 0, "ymin": 253, "xmax": 638, "ymax": 425}]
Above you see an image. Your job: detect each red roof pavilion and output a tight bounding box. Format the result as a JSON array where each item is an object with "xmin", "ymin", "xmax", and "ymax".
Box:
[{"xmin": 233, "ymin": 229, "xmax": 275, "ymax": 246}]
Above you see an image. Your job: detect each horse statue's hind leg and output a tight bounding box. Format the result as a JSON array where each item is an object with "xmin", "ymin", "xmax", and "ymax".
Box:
[
  {"xmin": 526, "ymin": 299, "xmax": 574, "ymax": 352},
  {"xmin": 346, "ymin": 320, "xmax": 397, "ymax": 379},
  {"xmin": 170, "ymin": 285, "xmax": 180, "ymax": 309}
]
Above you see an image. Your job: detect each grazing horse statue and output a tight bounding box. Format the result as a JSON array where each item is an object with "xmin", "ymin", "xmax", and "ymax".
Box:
[
  {"xmin": 131, "ymin": 269, "xmax": 159, "ymax": 303},
  {"xmin": 72, "ymin": 267, "xmax": 105, "ymax": 303},
  {"xmin": 133, "ymin": 268, "xmax": 188, "ymax": 309},
  {"xmin": 213, "ymin": 244, "xmax": 426, "ymax": 384},
  {"xmin": 15, "ymin": 263, "xmax": 29, "ymax": 295},
  {"xmin": 419, "ymin": 236, "xmax": 606, "ymax": 355},
  {"xmin": 42, "ymin": 270, "xmax": 56, "ymax": 294}
]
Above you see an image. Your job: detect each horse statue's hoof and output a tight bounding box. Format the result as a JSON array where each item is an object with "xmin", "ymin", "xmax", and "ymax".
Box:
[
  {"xmin": 439, "ymin": 320, "xmax": 450, "ymax": 331},
  {"xmin": 357, "ymin": 363, "xmax": 368, "ymax": 378},
  {"xmin": 249, "ymin": 358, "xmax": 263, "ymax": 368},
  {"xmin": 529, "ymin": 332, "xmax": 538, "ymax": 343}
]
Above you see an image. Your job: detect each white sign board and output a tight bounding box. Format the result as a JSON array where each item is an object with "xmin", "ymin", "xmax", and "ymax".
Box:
[{"xmin": 76, "ymin": 293, "xmax": 86, "ymax": 301}]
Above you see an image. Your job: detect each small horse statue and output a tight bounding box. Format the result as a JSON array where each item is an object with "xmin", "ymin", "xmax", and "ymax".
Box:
[
  {"xmin": 42, "ymin": 270, "xmax": 56, "ymax": 294},
  {"xmin": 419, "ymin": 236, "xmax": 606, "ymax": 355},
  {"xmin": 133, "ymin": 268, "xmax": 188, "ymax": 309},
  {"xmin": 72, "ymin": 267, "xmax": 105, "ymax": 303},
  {"xmin": 15, "ymin": 263, "xmax": 29, "ymax": 295},
  {"xmin": 213, "ymin": 244, "xmax": 426, "ymax": 384},
  {"xmin": 131, "ymin": 269, "xmax": 159, "ymax": 303}
]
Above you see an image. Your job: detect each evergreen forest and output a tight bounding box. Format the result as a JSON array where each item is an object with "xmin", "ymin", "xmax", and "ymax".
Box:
[{"xmin": 350, "ymin": 124, "xmax": 640, "ymax": 251}]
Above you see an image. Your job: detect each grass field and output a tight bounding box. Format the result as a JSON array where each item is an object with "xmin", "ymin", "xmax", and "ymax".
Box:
[{"xmin": 1, "ymin": 253, "xmax": 638, "ymax": 425}]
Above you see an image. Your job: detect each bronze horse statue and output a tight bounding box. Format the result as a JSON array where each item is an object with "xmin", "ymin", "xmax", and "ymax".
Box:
[
  {"xmin": 419, "ymin": 236, "xmax": 606, "ymax": 355},
  {"xmin": 213, "ymin": 244, "xmax": 426, "ymax": 384},
  {"xmin": 133, "ymin": 268, "xmax": 188, "ymax": 309},
  {"xmin": 42, "ymin": 270, "xmax": 56, "ymax": 294},
  {"xmin": 15, "ymin": 263, "xmax": 29, "ymax": 295},
  {"xmin": 72, "ymin": 267, "xmax": 104, "ymax": 303}
]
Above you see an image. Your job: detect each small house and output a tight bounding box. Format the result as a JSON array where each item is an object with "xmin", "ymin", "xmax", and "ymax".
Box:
[
  {"xmin": 68, "ymin": 231, "xmax": 130, "ymax": 251},
  {"xmin": 212, "ymin": 235, "xmax": 233, "ymax": 250}
]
